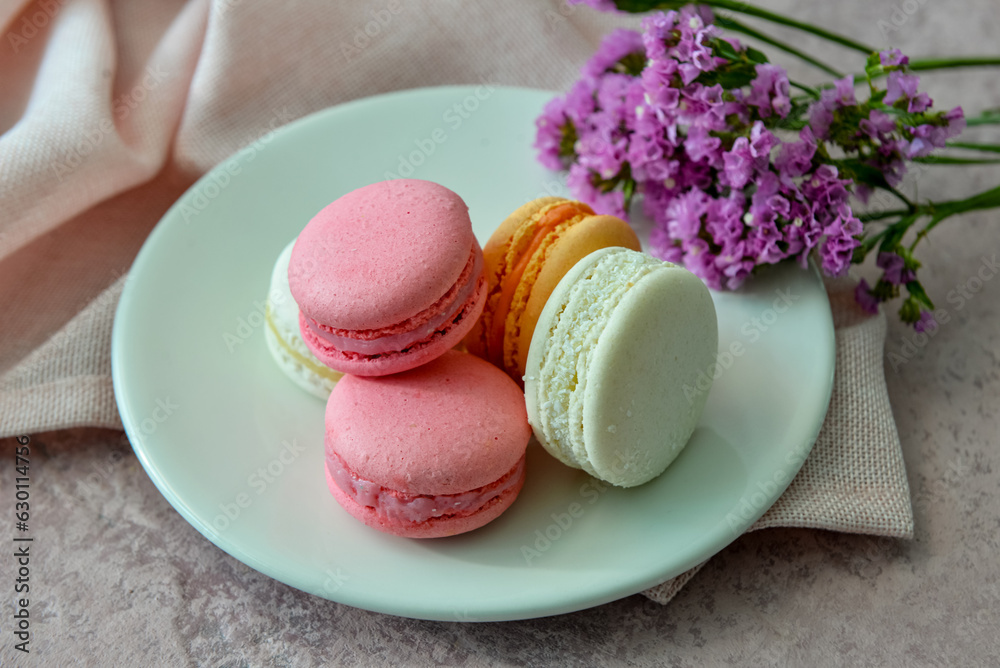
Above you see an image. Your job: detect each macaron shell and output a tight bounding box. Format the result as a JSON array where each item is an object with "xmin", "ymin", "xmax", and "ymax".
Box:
[
  {"xmin": 300, "ymin": 275, "xmax": 486, "ymax": 376},
  {"xmin": 265, "ymin": 240, "xmax": 342, "ymax": 399},
  {"xmin": 512, "ymin": 214, "xmax": 640, "ymax": 379},
  {"xmin": 525, "ymin": 247, "xmax": 718, "ymax": 488},
  {"xmin": 289, "ymin": 179, "xmax": 475, "ymax": 331},
  {"xmin": 324, "ymin": 350, "xmax": 530, "ymax": 495},
  {"xmin": 525, "ymin": 246, "xmax": 650, "ymax": 472},
  {"xmin": 463, "ymin": 197, "xmax": 565, "ymax": 359},
  {"xmin": 582, "ymin": 265, "xmax": 717, "ymax": 487},
  {"xmin": 325, "ymin": 460, "xmax": 525, "ymax": 539},
  {"xmin": 264, "ymin": 318, "xmax": 342, "ymax": 399}
]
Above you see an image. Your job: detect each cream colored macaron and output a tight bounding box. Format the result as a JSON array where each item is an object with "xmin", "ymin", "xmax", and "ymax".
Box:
[
  {"xmin": 524, "ymin": 247, "xmax": 718, "ymax": 488},
  {"xmin": 265, "ymin": 240, "xmax": 343, "ymax": 399}
]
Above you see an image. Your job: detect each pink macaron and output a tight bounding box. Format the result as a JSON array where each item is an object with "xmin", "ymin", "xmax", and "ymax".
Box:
[
  {"xmin": 324, "ymin": 350, "xmax": 531, "ymax": 538},
  {"xmin": 289, "ymin": 180, "xmax": 487, "ymax": 376}
]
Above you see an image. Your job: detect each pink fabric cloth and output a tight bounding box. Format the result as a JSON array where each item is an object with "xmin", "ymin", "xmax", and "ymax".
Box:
[{"xmin": 0, "ymin": 0, "xmax": 638, "ymax": 387}]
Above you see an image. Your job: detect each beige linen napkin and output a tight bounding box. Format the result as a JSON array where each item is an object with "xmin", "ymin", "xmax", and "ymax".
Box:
[
  {"xmin": 0, "ymin": 0, "xmax": 913, "ymax": 605},
  {"xmin": 643, "ymin": 277, "xmax": 914, "ymax": 603}
]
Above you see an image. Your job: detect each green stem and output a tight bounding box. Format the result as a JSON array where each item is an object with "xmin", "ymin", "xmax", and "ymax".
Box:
[
  {"xmin": 884, "ymin": 186, "xmax": 915, "ymax": 209},
  {"xmin": 859, "ymin": 225, "xmax": 892, "ymax": 255},
  {"xmin": 932, "ymin": 182, "xmax": 1000, "ymax": 215},
  {"xmin": 860, "ymin": 208, "xmax": 909, "ymax": 223},
  {"xmin": 912, "ymin": 155, "xmax": 1000, "ymax": 165},
  {"xmin": 625, "ymin": 1, "xmax": 876, "ymax": 53},
  {"xmin": 909, "ymin": 56, "xmax": 1000, "ymax": 71},
  {"xmin": 947, "ymin": 141, "xmax": 1000, "ymax": 154},
  {"xmin": 861, "ymin": 182, "xmax": 1000, "ymax": 225},
  {"xmin": 703, "ymin": 1, "xmax": 876, "ymax": 54},
  {"xmin": 965, "ymin": 110, "xmax": 1000, "ymax": 127},
  {"xmin": 789, "ymin": 80, "xmax": 820, "ymax": 98},
  {"xmin": 861, "ymin": 57, "xmax": 1000, "ymax": 83},
  {"xmin": 714, "ymin": 16, "xmax": 843, "ymax": 77}
]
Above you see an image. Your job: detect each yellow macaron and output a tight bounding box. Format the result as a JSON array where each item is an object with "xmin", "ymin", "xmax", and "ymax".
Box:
[{"xmin": 463, "ymin": 197, "xmax": 641, "ymax": 383}]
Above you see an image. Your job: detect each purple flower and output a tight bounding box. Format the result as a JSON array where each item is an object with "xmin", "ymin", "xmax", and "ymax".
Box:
[
  {"xmin": 749, "ymin": 121, "xmax": 779, "ymax": 159},
  {"xmin": 714, "ymin": 239, "xmax": 755, "ymax": 290},
  {"xmin": 872, "ymin": 141, "xmax": 908, "ymax": 187},
  {"xmin": 583, "ymin": 29, "xmax": 646, "ymax": 80},
  {"xmin": 908, "ymin": 92, "xmax": 932, "ymax": 113},
  {"xmin": 677, "ymin": 157, "xmax": 714, "ymax": 190},
  {"xmin": 722, "ymin": 137, "xmax": 754, "ymax": 189},
  {"xmin": 801, "ymin": 165, "xmax": 851, "ymax": 225},
  {"xmin": 749, "ymin": 219, "xmax": 785, "ymax": 264},
  {"xmin": 665, "ymin": 188, "xmax": 710, "ymax": 240},
  {"xmin": 902, "ymin": 125, "xmax": 935, "ymax": 159},
  {"xmin": 534, "ymin": 79, "xmax": 598, "ymax": 169},
  {"xmin": 566, "ymin": 163, "xmax": 627, "ymax": 218},
  {"xmin": 914, "ymin": 310, "xmax": 937, "ymax": 332},
  {"xmin": 807, "ymin": 91, "xmax": 837, "ymax": 139},
  {"xmin": 747, "ymin": 64, "xmax": 791, "ymax": 118},
  {"xmin": 833, "ymin": 75, "xmax": 856, "ymax": 106},
  {"xmin": 705, "ymin": 195, "xmax": 744, "ymax": 247},
  {"xmin": 859, "ymin": 109, "xmax": 897, "ymax": 139},
  {"xmin": 643, "ymin": 178, "xmax": 683, "ymax": 231},
  {"xmin": 641, "ymin": 59, "xmax": 681, "ymax": 113},
  {"xmin": 684, "ymin": 125, "xmax": 722, "ymax": 165},
  {"xmin": 879, "ymin": 49, "xmax": 909, "ymax": 68},
  {"xmin": 534, "ymin": 103, "xmax": 568, "ymax": 169},
  {"xmin": 774, "ymin": 126, "xmax": 817, "ymax": 177},
  {"xmin": 876, "ymin": 251, "xmax": 916, "ymax": 285},
  {"xmin": 885, "ymin": 71, "xmax": 921, "ymax": 106},
  {"xmin": 855, "ymin": 279, "xmax": 880, "ymax": 315},
  {"xmin": 943, "ymin": 106, "xmax": 966, "ymax": 131},
  {"xmin": 649, "ymin": 225, "xmax": 683, "ymax": 264},
  {"xmin": 902, "ymin": 106, "xmax": 965, "ymax": 158},
  {"xmin": 820, "ymin": 224, "xmax": 861, "ymax": 278},
  {"xmin": 641, "ymin": 10, "xmax": 681, "ymax": 61},
  {"xmin": 682, "ymin": 237, "xmax": 724, "ymax": 290},
  {"xmin": 926, "ymin": 106, "xmax": 966, "ymax": 147}
]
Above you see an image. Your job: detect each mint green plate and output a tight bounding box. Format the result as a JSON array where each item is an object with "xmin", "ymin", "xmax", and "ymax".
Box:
[{"xmin": 112, "ymin": 86, "xmax": 835, "ymax": 622}]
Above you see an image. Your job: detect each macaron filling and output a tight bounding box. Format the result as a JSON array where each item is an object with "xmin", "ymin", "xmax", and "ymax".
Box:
[
  {"xmin": 325, "ymin": 451, "xmax": 526, "ymax": 524},
  {"xmin": 265, "ymin": 304, "xmax": 344, "ymax": 382},
  {"xmin": 302, "ymin": 248, "xmax": 483, "ymax": 357},
  {"xmin": 487, "ymin": 201, "xmax": 593, "ymax": 369}
]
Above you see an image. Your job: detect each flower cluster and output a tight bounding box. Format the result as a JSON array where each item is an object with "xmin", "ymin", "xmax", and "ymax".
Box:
[
  {"xmin": 809, "ymin": 49, "xmax": 965, "ymax": 199},
  {"xmin": 536, "ymin": 7, "xmax": 861, "ymax": 291},
  {"xmin": 535, "ymin": 8, "xmax": 965, "ymax": 326}
]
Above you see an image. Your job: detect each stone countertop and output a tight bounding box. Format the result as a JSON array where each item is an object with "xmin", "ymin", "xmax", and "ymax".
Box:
[{"xmin": 3, "ymin": 0, "xmax": 1000, "ymax": 665}]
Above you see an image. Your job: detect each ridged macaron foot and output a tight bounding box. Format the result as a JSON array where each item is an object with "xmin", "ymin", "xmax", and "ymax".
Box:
[
  {"xmin": 524, "ymin": 247, "xmax": 718, "ymax": 488},
  {"xmin": 289, "ymin": 180, "xmax": 487, "ymax": 376},
  {"xmin": 463, "ymin": 197, "xmax": 640, "ymax": 385},
  {"xmin": 264, "ymin": 240, "xmax": 343, "ymax": 399},
  {"xmin": 324, "ymin": 350, "xmax": 531, "ymax": 538}
]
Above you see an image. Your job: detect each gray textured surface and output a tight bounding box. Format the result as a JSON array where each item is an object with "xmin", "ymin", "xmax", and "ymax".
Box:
[{"xmin": 2, "ymin": 0, "xmax": 1000, "ymax": 665}]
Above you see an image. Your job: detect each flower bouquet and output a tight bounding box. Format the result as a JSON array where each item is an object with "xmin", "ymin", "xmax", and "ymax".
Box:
[{"xmin": 536, "ymin": 0, "xmax": 1000, "ymax": 329}]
